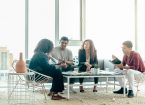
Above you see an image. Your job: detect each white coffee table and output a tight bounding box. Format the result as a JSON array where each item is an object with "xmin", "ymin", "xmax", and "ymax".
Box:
[{"xmin": 63, "ymin": 71, "xmax": 125, "ymax": 99}]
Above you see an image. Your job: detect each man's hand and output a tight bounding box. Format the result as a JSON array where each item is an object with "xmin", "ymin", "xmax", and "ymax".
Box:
[
  {"xmin": 116, "ymin": 64, "xmax": 130, "ymax": 70},
  {"xmin": 116, "ymin": 64, "xmax": 123, "ymax": 69},
  {"xmin": 59, "ymin": 62, "xmax": 67, "ymax": 69},
  {"xmin": 58, "ymin": 59, "xmax": 65, "ymax": 65},
  {"xmin": 112, "ymin": 55, "xmax": 117, "ymax": 60}
]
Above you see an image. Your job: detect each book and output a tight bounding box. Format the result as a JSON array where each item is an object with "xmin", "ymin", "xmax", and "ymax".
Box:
[{"xmin": 110, "ymin": 58, "xmax": 121, "ymax": 64}]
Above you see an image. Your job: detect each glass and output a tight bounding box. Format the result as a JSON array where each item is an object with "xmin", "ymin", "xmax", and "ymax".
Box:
[
  {"xmin": 97, "ymin": 68, "xmax": 100, "ymax": 74},
  {"xmin": 29, "ymin": 0, "xmax": 55, "ymax": 58},
  {"xmin": 86, "ymin": 0, "xmax": 135, "ymax": 59},
  {"xmin": 74, "ymin": 68, "xmax": 79, "ymax": 73},
  {"xmin": 59, "ymin": 0, "xmax": 80, "ymax": 40},
  {"xmin": 91, "ymin": 68, "xmax": 100, "ymax": 74}
]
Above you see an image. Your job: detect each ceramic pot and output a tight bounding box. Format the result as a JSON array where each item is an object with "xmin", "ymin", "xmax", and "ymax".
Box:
[{"xmin": 15, "ymin": 52, "xmax": 26, "ymax": 73}]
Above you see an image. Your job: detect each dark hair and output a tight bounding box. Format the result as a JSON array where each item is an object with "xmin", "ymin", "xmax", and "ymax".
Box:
[
  {"xmin": 60, "ymin": 36, "xmax": 69, "ymax": 42},
  {"xmin": 81, "ymin": 39, "xmax": 96, "ymax": 61},
  {"xmin": 34, "ymin": 39, "xmax": 53, "ymax": 53},
  {"xmin": 123, "ymin": 40, "xmax": 133, "ymax": 48}
]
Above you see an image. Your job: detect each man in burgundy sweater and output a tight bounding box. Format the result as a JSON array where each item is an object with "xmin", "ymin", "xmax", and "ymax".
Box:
[{"xmin": 113, "ymin": 41, "xmax": 145, "ymax": 98}]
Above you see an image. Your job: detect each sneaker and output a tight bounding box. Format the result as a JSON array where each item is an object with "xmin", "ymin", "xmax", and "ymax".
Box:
[
  {"xmin": 113, "ymin": 87, "xmax": 127, "ymax": 94},
  {"xmin": 69, "ymin": 86, "xmax": 77, "ymax": 93},
  {"xmin": 127, "ymin": 90, "xmax": 134, "ymax": 98}
]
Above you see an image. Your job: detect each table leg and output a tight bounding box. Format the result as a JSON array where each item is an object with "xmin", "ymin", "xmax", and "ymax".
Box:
[
  {"xmin": 123, "ymin": 75, "xmax": 125, "ymax": 97},
  {"xmin": 106, "ymin": 77, "xmax": 108, "ymax": 93},
  {"xmin": 67, "ymin": 77, "xmax": 70, "ymax": 99}
]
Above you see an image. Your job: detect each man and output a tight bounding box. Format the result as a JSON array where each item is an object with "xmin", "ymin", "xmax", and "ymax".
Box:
[
  {"xmin": 51, "ymin": 36, "xmax": 76, "ymax": 93},
  {"xmin": 113, "ymin": 41, "xmax": 145, "ymax": 98}
]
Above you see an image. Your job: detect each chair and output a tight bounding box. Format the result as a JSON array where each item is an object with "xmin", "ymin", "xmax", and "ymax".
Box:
[
  {"xmin": 134, "ymin": 73, "xmax": 145, "ymax": 96},
  {"xmin": 12, "ymin": 60, "xmax": 52, "ymax": 100},
  {"xmin": 27, "ymin": 68, "xmax": 52, "ymax": 100},
  {"xmin": 120, "ymin": 73, "xmax": 145, "ymax": 96}
]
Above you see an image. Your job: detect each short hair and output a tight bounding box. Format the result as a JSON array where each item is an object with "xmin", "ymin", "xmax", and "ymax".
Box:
[
  {"xmin": 60, "ymin": 36, "xmax": 69, "ymax": 42},
  {"xmin": 34, "ymin": 39, "xmax": 53, "ymax": 53},
  {"xmin": 122, "ymin": 40, "xmax": 133, "ymax": 48}
]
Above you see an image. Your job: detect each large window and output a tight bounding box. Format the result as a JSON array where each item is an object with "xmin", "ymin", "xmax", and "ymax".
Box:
[
  {"xmin": 0, "ymin": 0, "xmax": 25, "ymax": 70},
  {"xmin": 86, "ymin": 0, "xmax": 135, "ymax": 59},
  {"xmin": 29, "ymin": 0, "xmax": 55, "ymax": 58},
  {"xmin": 59, "ymin": 0, "xmax": 80, "ymax": 40},
  {"xmin": 138, "ymin": 0, "xmax": 145, "ymax": 60},
  {"xmin": 1, "ymin": 0, "xmax": 145, "ymax": 71}
]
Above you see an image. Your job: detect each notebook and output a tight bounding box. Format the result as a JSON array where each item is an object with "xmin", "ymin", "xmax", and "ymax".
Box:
[
  {"xmin": 49, "ymin": 56, "xmax": 59, "ymax": 65},
  {"xmin": 110, "ymin": 58, "xmax": 121, "ymax": 64}
]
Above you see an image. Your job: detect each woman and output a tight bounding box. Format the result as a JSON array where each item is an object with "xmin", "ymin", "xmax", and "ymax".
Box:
[
  {"xmin": 29, "ymin": 39, "xmax": 65, "ymax": 100},
  {"xmin": 78, "ymin": 39, "xmax": 99, "ymax": 92}
]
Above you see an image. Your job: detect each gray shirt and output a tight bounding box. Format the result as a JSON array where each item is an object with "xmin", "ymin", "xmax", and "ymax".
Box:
[{"xmin": 51, "ymin": 46, "xmax": 73, "ymax": 61}]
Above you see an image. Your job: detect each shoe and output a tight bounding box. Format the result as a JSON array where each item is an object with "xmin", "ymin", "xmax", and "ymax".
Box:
[
  {"xmin": 93, "ymin": 86, "xmax": 98, "ymax": 92},
  {"xmin": 60, "ymin": 91, "xmax": 65, "ymax": 94},
  {"xmin": 51, "ymin": 94, "xmax": 66, "ymax": 100},
  {"xmin": 80, "ymin": 86, "xmax": 84, "ymax": 93},
  {"xmin": 93, "ymin": 89, "xmax": 97, "ymax": 92},
  {"xmin": 48, "ymin": 92, "xmax": 53, "ymax": 96},
  {"xmin": 69, "ymin": 86, "xmax": 77, "ymax": 93},
  {"xmin": 113, "ymin": 87, "xmax": 127, "ymax": 94},
  {"xmin": 57, "ymin": 94, "xmax": 66, "ymax": 99},
  {"xmin": 127, "ymin": 90, "xmax": 134, "ymax": 98}
]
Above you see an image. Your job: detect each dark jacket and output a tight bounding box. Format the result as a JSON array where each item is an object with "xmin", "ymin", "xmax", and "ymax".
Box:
[
  {"xmin": 78, "ymin": 49, "xmax": 98, "ymax": 72},
  {"xmin": 29, "ymin": 52, "xmax": 64, "ymax": 92},
  {"xmin": 29, "ymin": 52, "xmax": 56, "ymax": 75}
]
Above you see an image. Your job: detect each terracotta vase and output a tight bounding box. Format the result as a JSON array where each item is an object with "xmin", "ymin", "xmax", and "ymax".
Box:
[{"xmin": 15, "ymin": 52, "xmax": 26, "ymax": 73}]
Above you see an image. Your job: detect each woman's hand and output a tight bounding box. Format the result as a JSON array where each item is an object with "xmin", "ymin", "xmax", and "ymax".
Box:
[
  {"xmin": 85, "ymin": 62, "xmax": 92, "ymax": 71},
  {"xmin": 85, "ymin": 62, "xmax": 92, "ymax": 67},
  {"xmin": 86, "ymin": 67, "xmax": 91, "ymax": 72}
]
